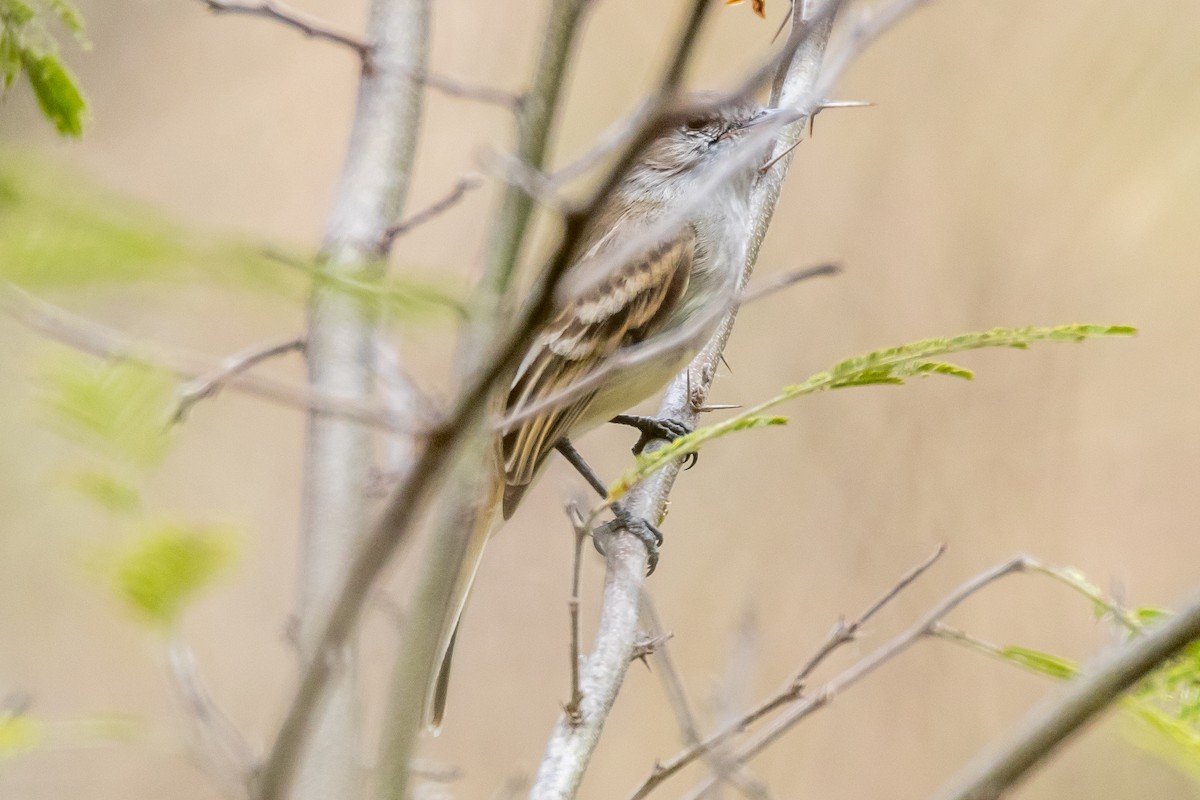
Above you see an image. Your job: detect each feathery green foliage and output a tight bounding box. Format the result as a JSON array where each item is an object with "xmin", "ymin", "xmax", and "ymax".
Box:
[
  {"xmin": 0, "ymin": 0, "xmax": 87, "ymax": 136},
  {"xmin": 111, "ymin": 522, "xmax": 237, "ymax": 627},
  {"xmin": 0, "ymin": 711, "xmax": 43, "ymax": 760},
  {"xmin": 939, "ymin": 568, "xmax": 1200, "ymax": 786},
  {"xmin": 40, "ymin": 350, "xmax": 175, "ymax": 468},
  {"xmin": 607, "ymin": 324, "xmax": 1136, "ymax": 501}
]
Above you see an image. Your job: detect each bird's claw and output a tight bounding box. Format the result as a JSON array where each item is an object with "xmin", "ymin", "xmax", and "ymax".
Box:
[
  {"xmin": 611, "ymin": 414, "xmax": 698, "ymax": 469},
  {"xmin": 594, "ymin": 504, "xmax": 663, "ymax": 575}
]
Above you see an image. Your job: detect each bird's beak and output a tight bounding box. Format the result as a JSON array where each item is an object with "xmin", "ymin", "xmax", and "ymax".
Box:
[
  {"xmin": 742, "ymin": 107, "xmax": 799, "ymax": 130},
  {"xmin": 719, "ymin": 107, "xmax": 796, "ymax": 142}
]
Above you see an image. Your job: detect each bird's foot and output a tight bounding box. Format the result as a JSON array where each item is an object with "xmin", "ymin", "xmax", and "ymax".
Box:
[
  {"xmin": 609, "ymin": 414, "xmax": 697, "ymax": 469},
  {"xmin": 594, "ymin": 503, "xmax": 664, "ymax": 575}
]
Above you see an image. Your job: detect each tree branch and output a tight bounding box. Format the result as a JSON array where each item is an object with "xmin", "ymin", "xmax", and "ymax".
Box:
[
  {"xmin": 173, "ymin": 336, "xmax": 305, "ymax": 423},
  {"xmin": 253, "ymin": 0, "xmax": 430, "ymax": 798},
  {"xmin": 1, "ymin": 285, "xmax": 406, "ymax": 432},
  {"xmin": 254, "ymin": 1, "xmax": 597, "ymax": 795},
  {"xmin": 932, "ymin": 590, "xmax": 1200, "ymax": 800},
  {"xmin": 380, "ymin": 175, "xmax": 484, "ymax": 251},
  {"xmin": 167, "ymin": 641, "xmax": 256, "ymax": 799},
  {"xmin": 197, "ymin": 0, "xmax": 372, "ymax": 60}
]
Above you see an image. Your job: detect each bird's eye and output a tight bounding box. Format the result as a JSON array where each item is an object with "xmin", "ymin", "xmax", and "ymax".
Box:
[{"xmin": 684, "ymin": 119, "xmax": 708, "ymax": 132}]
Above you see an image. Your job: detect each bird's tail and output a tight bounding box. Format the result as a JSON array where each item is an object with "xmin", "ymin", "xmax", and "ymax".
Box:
[{"xmin": 424, "ymin": 465, "xmax": 505, "ymax": 734}]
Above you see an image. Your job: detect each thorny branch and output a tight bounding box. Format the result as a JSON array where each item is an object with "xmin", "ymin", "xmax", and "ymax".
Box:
[{"xmin": 531, "ymin": 1, "xmax": 845, "ymax": 794}]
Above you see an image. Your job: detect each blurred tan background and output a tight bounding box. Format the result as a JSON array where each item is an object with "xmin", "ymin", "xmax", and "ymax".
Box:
[{"xmin": 3, "ymin": 0, "xmax": 1200, "ymax": 797}]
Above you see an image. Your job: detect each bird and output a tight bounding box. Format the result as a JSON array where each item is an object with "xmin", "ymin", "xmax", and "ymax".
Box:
[{"xmin": 426, "ymin": 96, "xmax": 779, "ymax": 731}]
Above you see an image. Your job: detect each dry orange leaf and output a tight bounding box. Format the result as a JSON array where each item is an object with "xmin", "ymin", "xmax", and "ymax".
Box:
[{"xmin": 725, "ymin": 0, "xmax": 767, "ymax": 19}]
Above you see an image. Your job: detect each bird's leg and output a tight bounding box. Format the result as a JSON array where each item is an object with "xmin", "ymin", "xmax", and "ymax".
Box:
[
  {"xmin": 555, "ymin": 439, "xmax": 608, "ymax": 498},
  {"xmin": 609, "ymin": 414, "xmax": 698, "ymax": 469},
  {"xmin": 554, "ymin": 438, "xmax": 664, "ymax": 574}
]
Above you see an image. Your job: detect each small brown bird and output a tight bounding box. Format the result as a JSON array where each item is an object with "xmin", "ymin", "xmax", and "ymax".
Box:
[{"xmin": 427, "ymin": 97, "xmax": 779, "ymax": 731}]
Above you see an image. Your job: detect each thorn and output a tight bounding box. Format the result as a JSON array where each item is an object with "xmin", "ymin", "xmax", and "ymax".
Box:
[
  {"xmin": 817, "ymin": 99, "xmax": 875, "ymax": 110},
  {"xmin": 697, "ymin": 403, "xmax": 741, "ymax": 413},
  {"xmin": 720, "ymin": 354, "xmax": 733, "ymax": 373}
]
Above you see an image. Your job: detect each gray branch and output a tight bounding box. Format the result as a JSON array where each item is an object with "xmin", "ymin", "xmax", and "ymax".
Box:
[{"xmin": 254, "ymin": 0, "xmax": 430, "ymax": 798}]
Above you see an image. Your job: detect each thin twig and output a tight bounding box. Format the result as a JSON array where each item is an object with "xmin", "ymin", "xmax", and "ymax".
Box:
[
  {"xmin": 167, "ymin": 642, "xmax": 256, "ymax": 799},
  {"xmin": 380, "ymin": 175, "xmax": 485, "ymax": 251},
  {"xmin": 1, "ymin": 285, "xmax": 409, "ymax": 433},
  {"xmin": 173, "ymin": 337, "xmax": 305, "ymax": 424},
  {"xmin": 630, "ymin": 543, "xmax": 945, "ymax": 800},
  {"xmin": 197, "ymin": 0, "xmax": 372, "ymax": 60},
  {"xmin": 932, "ymin": 589, "xmax": 1200, "ymax": 800},
  {"xmin": 679, "ymin": 554, "xmax": 1035, "ymax": 799},
  {"xmin": 417, "ymin": 70, "xmax": 524, "ymax": 110},
  {"xmin": 199, "ymin": 0, "xmax": 518, "ymax": 108},
  {"xmin": 564, "ymin": 504, "xmax": 589, "ymax": 725},
  {"xmin": 643, "ymin": 596, "xmax": 770, "ymax": 800}
]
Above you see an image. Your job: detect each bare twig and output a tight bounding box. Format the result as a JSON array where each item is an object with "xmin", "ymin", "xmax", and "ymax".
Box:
[
  {"xmin": 197, "ymin": 0, "xmax": 372, "ymax": 60},
  {"xmin": 380, "ymin": 175, "xmax": 485, "ymax": 251},
  {"xmin": 198, "ymin": 0, "xmax": 516, "ymax": 108},
  {"xmin": 630, "ymin": 544, "xmax": 945, "ymax": 800},
  {"xmin": 564, "ymin": 504, "xmax": 590, "ymax": 725},
  {"xmin": 932, "ymin": 589, "xmax": 1200, "ymax": 800},
  {"xmin": 416, "ymin": 70, "xmax": 524, "ymax": 110},
  {"xmin": 1, "ymin": 285, "xmax": 408, "ymax": 433},
  {"xmin": 643, "ymin": 597, "xmax": 769, "ymax": 800},
  {"xmin": 678, "ymin": 554, "xmax": 1033, "ymax": 799},
  {"xmin": 173, "ymin": 337, "xmax": 305, "ymax": 424},
  {"xmin": 167, "ymin": 642, "xmax": 256, "ymax": 799}
]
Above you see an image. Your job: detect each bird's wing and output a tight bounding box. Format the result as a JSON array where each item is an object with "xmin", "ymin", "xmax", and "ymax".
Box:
[{"xmin": 501, "ymin": 226, "xmax": 696, "ymax": 516}]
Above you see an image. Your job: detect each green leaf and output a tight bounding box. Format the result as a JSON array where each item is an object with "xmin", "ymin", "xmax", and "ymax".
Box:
[
  {"xmin": 0, "ymin": 0, "xmax": 38, "ymax": 26},
  {"xmin": 605, "ymin": 415, "xmax": 787, "ymax": 500},
  {"xmin": 278, "ymin": 253, "xmax": 468, "ymax": 321},
  {"xmin": 40, "ymin": 350, "xmax": 175, "ymax": 468},
  {"xmin": 18, "ymin": 48, "xmax": 86, "ymax": 137},
  {"xmin": 606, "ymin": 324, "xmax": 1136, "ymax": 501},
  {"xmin": 0, "ymin": 712, "xmax": 43, "ymax": 760},
  {"xmin": 67, "ymin": 469, "xmax": 142, "ymax": 514},
  {"xmin": 112, "ymin": 522, "xmax": 237, "ymax": 627},
  {"xmin": 45, "ymin": 0, "xmax": 86, "ymax": 40},
  {"xmin": 999, "ymin": 646, "xmax": 1081, "ymax": 680}
]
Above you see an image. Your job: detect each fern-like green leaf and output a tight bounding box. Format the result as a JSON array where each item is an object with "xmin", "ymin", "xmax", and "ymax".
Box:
[
  {"xmin": 999, "ymin": 646, "xmax": 1081, "ymax": 680},
  {"xmin": 606, "ymin": 324, "xmax": 1136, "ymax": 501},
  {"xmin": 67, "ymin": 469, "xmax": 142, "ymax": 514},
  {"xmin": 112, "ymin": 522, "xmax": 237, "ymax": 627},
  {"xmin": 40, "ymin": 350, "xmax": 175, "ymax": 468},
  {"xmin": 606, "ymin": 415, "xmax": 787, "ymax": 499},
  {"xmin": 0, "ymin": 712, "xmax": 43, "ymax": 760}
]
